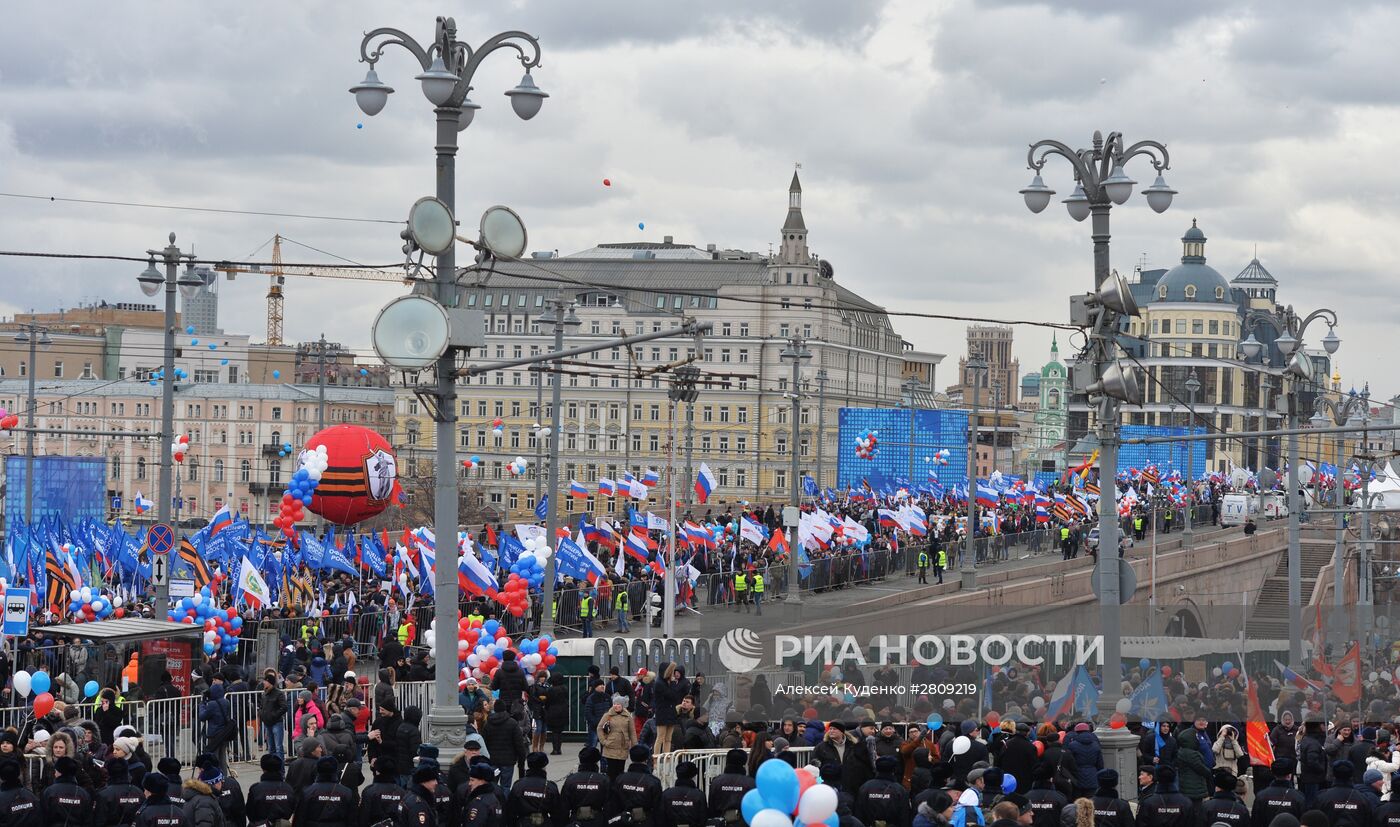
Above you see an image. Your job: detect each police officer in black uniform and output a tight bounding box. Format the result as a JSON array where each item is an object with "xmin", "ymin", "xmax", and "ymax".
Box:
[
  {"xmin": 1198, "ymin": 769, "xmax": 1250, "ymax": 827},
  {"xmin": 561, "ymin": 748, "xmax": 609, "ymax": 827},
  {"xmin": 1251, "ymin": 762, "xmax": 1304, "ymax": 827},
  {"xmin": 818, "ymin": 764, "xmax": 861, "ymax": 827},
  {"xmin": 657, "ymin": 762, "xmax": 706, "ymax": 827},
  {"xmin": 0, "ymin": 760, "xmax": 42, "ymax": 827},
  {"xmin": 854, "ymin": 755, "xmax": 909, "ymax": 827},
  {"xmin": 610, "ymin": 745, "xmax": 663, "ymax": 827},
  {"xmin": 246, "ymin": 755, "xmax": 297, "ymax": 827},
  {"xmin": 1313, "ymin": 761, "xmax": 1373, "ymax": 827},
  {"xmin": 133, "ymin": 775, "xmax": 185, "ymax": 827},
  {"xmin": 706, "ymin": 750, "xmax": 755, "ymax": 827},
  {"xmin": 94, "ymin": 757, "xmax": 144, "ymax": 827},
  {"xmin": 1086, "ymin": 770, "xmax": 1132, "ymax": 827},
  {"xmin": 415, "ymin": 749, "xmax": 452, "ymax": 827},
  {"xmin": 1024, "ymin": 764, "xmax": 1069, "ymax": 827},
  {"xmin": 403, "ymin": 765, "xmax": 443, "ymax": 827},
  {"xmin": 157, "ymin": 759, "xmax": 188, "ymax": 810},
  {"xmin": 41, "ymin": 757, "xmax": 94, "ymax": 827},
  {"xmin": 1136, "ymin": 767, "xmax": 1193, "ymax": 827},
  {"xmin": 294, "ymin": 756, "xmax": 357, "ymax": 827},
  {"xmin": 360, "ymin": 758, "xmax": 408, "ymax": 827},
  {"xmin": 508, "ymin": 753, "xmax": 562, "ymax": 827},
  {"xmin": 1375, "ymin": 774, "xmax": 1400, "ymax": 827},
  {"xmin": 460, "ymin": 763, "xmax": 505, "ymax": 827},
  {"xmin": 197, "ymin": 752, "xmax": 247, "ymax": 827}
]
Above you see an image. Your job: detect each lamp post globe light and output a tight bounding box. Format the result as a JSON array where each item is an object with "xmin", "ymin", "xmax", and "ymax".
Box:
[
  {"xmin": 1021, "ymin": 131, "xmax": 1171, "ymax": 797},
  {"xmin": 136, "ymin": 233, "xmax": 202, "ymax": 617},
  {"xmin": 352, "ymin": 15, "xmax": 545, "ymax": 758},
  {"xmin": 1238, "ymin": 304, "xmax": 1340, "ymax": 669}
]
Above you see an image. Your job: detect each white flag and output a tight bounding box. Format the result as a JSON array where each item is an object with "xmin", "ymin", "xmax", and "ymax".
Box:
[
  {"xmin": 237, "ymin": 555, "xmax": 270, "ymax": 610},
  {"xmin": 629, "ymin": 478, "xmax": 649, "ymax": 500}
]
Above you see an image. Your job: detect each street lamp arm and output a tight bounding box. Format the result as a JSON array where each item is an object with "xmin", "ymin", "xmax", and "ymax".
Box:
[
  {"xmin": 1027, "ymin": 139, "xmax": 1094, "ymax": 183},
  {"xmin": 359, "ymin": 27, "xmax": 433, "ymax": 71},
  {"xmin": 1290, "ymin": 308, "xmax": 1338, "ymax": 340},
  {"xmin": 1116, "ymin": 140, "xmax": 1171, "ymax": 173},
  {"xmin": 462, "ymin": 30, "xmax": 544, "ymax": 77}
]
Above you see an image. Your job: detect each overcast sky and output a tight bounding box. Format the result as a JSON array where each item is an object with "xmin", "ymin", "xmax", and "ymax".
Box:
[{"xmin": 1, "ymin": 0, "xmax": 1397, "ymax": 401}]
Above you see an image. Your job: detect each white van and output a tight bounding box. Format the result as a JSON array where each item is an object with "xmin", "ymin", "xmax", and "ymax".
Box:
[{"xmin": 1220, "ymin": 493, "xmax": 1254, "ymax": 526}]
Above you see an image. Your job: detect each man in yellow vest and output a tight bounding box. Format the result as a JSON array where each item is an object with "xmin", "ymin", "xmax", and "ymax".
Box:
[
  {"xmin": 734, "ymin": 571, "xmax": 749, "ymax": 613},
  {"xmin": 1133, "ymin": 513, "xmax": 1145, "ymax": 541},
  {"xmin": 580, "ymin": 590, "xmax": 595, "ymax": 638},
  {"xmin": 752, "ymin": 572, "xmax": 764, "ymax": 616},
  {"xmin": 916, "ymin": 548, "xmax": 930, "ymax": 584},
  {"xmin": 935, "ymin": 546, "xmax": 947, "ymax": 585},
  {"xmin": 397, "ymin": 618, "xmax": 413, "ymax": 647},
  {"xmin": 614, "ymin": 589, "xmax": 630, "ymax": 633},
  {"xmin": 1060, "ymin": 525, "xmax": 1072, "ymax": 561}
]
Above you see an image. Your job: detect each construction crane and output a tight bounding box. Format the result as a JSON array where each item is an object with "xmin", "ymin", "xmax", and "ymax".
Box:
[{"xmin": 214, "ymin": 235, "xmax": 412, "ymax": 345}]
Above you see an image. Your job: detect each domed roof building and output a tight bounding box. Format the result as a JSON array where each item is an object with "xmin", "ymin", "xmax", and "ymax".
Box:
[{"xmin": 1153, "ymin": 220, "xmax": 1233, "ymax": 304}]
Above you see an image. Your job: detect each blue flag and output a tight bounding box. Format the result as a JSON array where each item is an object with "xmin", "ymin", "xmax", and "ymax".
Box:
[
  {"xmin": 1127, "ymin": 670, "xmax": 1171, "ymax": 721},
  {"xmin": 534, "ymin": 496, "xmax": 549, "ymax": 521},
  {"xmin": 499, "ymin": 535, "xmax": 524, "ymax": 570},
  {"xmin": 803, "ymin": 476, "xmax": 818, "ymax": 496}
]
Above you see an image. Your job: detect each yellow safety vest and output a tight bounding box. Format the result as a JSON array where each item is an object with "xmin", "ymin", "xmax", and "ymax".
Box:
[
  {"xmin": 936, "ymin": 550, "xmax": 947, "ymax": 568},
  {"xmin": 752, "ymin": 575, "xmax": 764, "ymax": 594},
  {"xmin": 917, "ymin": 552, "xmax": 930, "ymax": 568},
  {"xmin": 466, "ymin": 612, "xmax": 484, "ymax": 626},
  {"xmin": 734, "ymin": 574, "xmax": 748, "ymax": 592},
  {"xmin": 580, "ymin": 596, "xmax": 594, "ymax": 618},
  {"xmin": 1134, "ymin": 517, "xmax": 1143, "ymax": 530},
  {"xmin": 397, "ymin": 623, "xmax": 411, "ymax": 645},
  {"xmin": 615, "ymin": 592, "xmax": 629, "ymax": 612},
  {"xmin": 1060, "ymin": 527, "xmax": 1070, "ymax": 541},
  {"xmin": 300, "ymin": 623, "xmax": 317, "ymax": 641}
]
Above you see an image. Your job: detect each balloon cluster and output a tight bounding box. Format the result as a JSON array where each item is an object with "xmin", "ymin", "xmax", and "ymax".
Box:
[
  {"xmin": 277, "ymin": 441, "xmax": 294, "ymax": 458},
  {"xmin": 68, "ymin": 586, "xmax": 126, "ymax": 622},
  {"xmin": 12, "ymin": 670, "xmax": 58, "ymax": 718},
  {"xmin": 741, "ymin": 760, "xmax": 839, "ymax": 827},
  {"xmin": 491, "ymin": 417, "xmax": 504, "ymax": 437},
  {"xmin": 171, "ymin": 434, "xmax": 189, "ymax": 464},
  {"xmin": 167, "ymin": 586, "xmax": 242, "ymax": 657},
  {"xmin": 462, "ymin": 454, "xmax": 483, "ymax": 470},
  {"xmin": 507, "ymin": 456, "xmax": 529, "ymax": 476},
  {"xmin": 853, "ymin": 429, "xmax": 880, "ymax": 460},
  {"xmin": 0, "ymin": 407, "xmax": 18, "ymax": 430},
  {"xmin": 931, "ymin": 449, "xmax": 950, "ymax": 465},
  {"xmin": 273, "ymin": 444, "xmax": 329, "ymax": 537},
  {"xmin": 425, "ymin": 616, "xmax": 560, "ymax": 685},
  {"xmin": 148, "ymin": 367, "xmax": 189, "ymax": 387},
  {"xmin": 1212, "ymin": 660, "xmax": 1240, "ymax": 680}
]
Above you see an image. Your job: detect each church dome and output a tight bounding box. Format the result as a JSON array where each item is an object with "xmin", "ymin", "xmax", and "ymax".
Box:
[{"xmin": 1154, "ymin": 219, "xmax": 1233, "ymax": 304}]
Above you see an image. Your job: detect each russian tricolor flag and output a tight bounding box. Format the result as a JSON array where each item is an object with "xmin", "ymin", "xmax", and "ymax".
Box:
[
  {"xmin": 458, "ymin": 552, "xmax": 499, "ymax": 597},
  {"xmin": 877, "ymin": 508, "xmax": 899, "ymax": 528},
  {"xmin": 975, "ymin": 484, "xmax": 1000, "ymax": 509},
  {"xmin": 208, "ymin": 504, "xmax": 234, "ymax": 537},
  {"xmin": 694, "ymin": 463, "xmax": 717, "ymax": 504},
  {"xmin": 625, "ymin": 532, "xmax": 662, "ymax": 574},
  {"xmin": 1274, "ymin": 660, "xmax": 1325, "ymax": 694},
  {"xmin": 134, "ymin": 491, "xmax": 153, "ymax": 514},
  {"xmin": 598, "ymin": 478, "xmax": 616, "ymax": 497},
  {"xmin": 641, "ymin": 468, "xmax": 660, "ymax": 487},
  {"xmin": 569, "ymin": 479, "xmax": 589, "ymax": 499}
]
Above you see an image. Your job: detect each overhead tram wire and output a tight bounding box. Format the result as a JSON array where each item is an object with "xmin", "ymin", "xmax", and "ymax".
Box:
[{"xmin": 0, "ymin": 192, "xmax": 403, "ymax": 225}]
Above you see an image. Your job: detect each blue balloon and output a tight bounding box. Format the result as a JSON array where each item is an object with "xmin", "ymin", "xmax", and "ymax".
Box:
[
  {"xmin": 484, "ymin": 620, "xmax": 499, "ymax": 635},
  {"xmin": 30, "ymin": 672, "xmax": 49, "ymax": 695},
  {"xmin": 191, "ymin": 339, "xmax": 199, "ymax": 345},
  {"xmin": 208, "ymin": 343, "xmax": 217, "ymax": 350},
  {"xmin": 547, "ymin": 645, "xmax": 558, "ymax": 656},
  {"xmin": 220, "ymin": 359, "xmax": 229, "ymax": 365},
  {"xmin": 83, "ymin": 680, "xmax": 99, "ymax": 698},
  {"xmin": 926, "ymin": 712, "xmax": 943, "ymax": 731},
  {"xmin": 741, "ymin": 790, "xmax": 769, "ymax": 824},
  {"xmin": 755, "ymin": 759, "xmax": 799, "ymax": 814},
  {"xmin": 185, "ymin": 325, "xmax": 196, "ymax": 334},
  {"xmin": 825, "ymin": 815, "xmax": 839, "ymax": 827},
  {"xmin": 637, "ymin": 222, "xmax": 645, "ymax": 230},
  {"xmin": 1002, "ymin": 773, "xmax": 1017, "ymax": 794},
  {"xmin": 272, "ymin": 370, "xmax": 281, "ymax": 379},
  {"xmin": 471, "ymin": 456, "xmax": 481, "ymax": 464},
  {"xmin": 149, "ymin": 380, "xmax": 158, "ymax": 386},
  {"xmin": 1221, "ymin": 661, "xmax": 1234, "ymax": 673},
  {"xmin": 360, "ymin": 368, "xmax": 368, "ymax": 376},
  {"xmin": 204, "ymin": 643, "xmax": 217, "ymax": 655},
  {"xmin": 1139, "ymin": 658, "xmax": 1151, "ymax": 670}
]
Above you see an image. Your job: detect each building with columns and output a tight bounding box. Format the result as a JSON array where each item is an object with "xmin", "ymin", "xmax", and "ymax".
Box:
[{"xmin": 395, "ymin": 173, "xmax": 933, "ymax": 522}]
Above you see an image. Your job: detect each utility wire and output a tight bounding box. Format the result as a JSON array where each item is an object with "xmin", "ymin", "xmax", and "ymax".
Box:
[{"xmin": 0, "ymin": 192, "xmax": 402, "ymax": 225}]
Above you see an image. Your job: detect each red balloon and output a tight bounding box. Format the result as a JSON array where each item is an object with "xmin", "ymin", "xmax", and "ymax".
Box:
[
  {"xmin": 227, "ymin": 608, "xmax": 237, "ymax": 620},
  {"xmin": 32, "ymin": 692, "xmax": 54, "ymax": 718},
  {"xmin": 114, "ymin": 608, "xmax": 125, "ymax": 619},
  {"xmin": 1109, "ymin": 713, "xmax": 1127, "ymax": 729},
  {"xmin": 1161, "ymin": 666, "xmax": 1173, "ymax": 678},
  {"xmin": 1035, "ymin": 741, "xmax": 1045, "ymax": 757},
  {"xmin": 272, "ymin": 517, "xmax": 285, "ymax": 529},
  {"xmin": 180, "ymin": 616, "xmax": 194, "ymax": 624},
  {"xmin": 986, "ymin": 712, "xmax": 1001, "ymax": 729},
  {"xmin": 303, "ymin": 424, "xmax": 400, "ymax": 526},
  {"xmin": 322, "ymin": 609, "xmax": 330, "ymax": 617},
  {"xmin": 603, "ymin": 178, "xmax": 611, "ymax": 187}
]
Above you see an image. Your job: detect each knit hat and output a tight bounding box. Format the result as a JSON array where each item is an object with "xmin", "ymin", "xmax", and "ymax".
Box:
[
  {"xmin": 143, "ymin": 774, "xmax": 169, "ymax": 796},
  {"xmin": 413, "ymin": 765, "xmax": 439, "ymax": 784},
  {"xmin": 469, "ymin": 763, "xmax": 495, "ymax": 782},
  {"xmin": 773, "ymin": 737, "xmax": 790, "ymax": 752},
  {"xmin": 629, "ymin": 744, "xmax": 652, "ymax": 763},
  {"xmin": 677, "ymin": 761, "xmax": 699, "ymax": 780},
  {"xmin": 527, "ymin": 752, "xmax": 549, "ymax": 770},
  {"xmin": 112, "ymin": 736, "xmax": 140, "ymax": 757},
  {"xmin": 260, "ymin": 754, "xmax": 284, "ymax": 776},
  {"xmin": 1364, "ymin": 769, "xmax": 1385, "ymax": 785},
  {"xmin": 1074, "ymin": 722, "xmax": 1091, "ymax": 732},
  {"xmin": 612, "ymin": 694, "xmax": 628, "ymax": 706},
  {"xmin": 199, "ymin": 765, "xmax": 224, "ymax": 785},
  {"xmin": 316, "ymin": 755, "xmax": 338, "ymax": 780}
]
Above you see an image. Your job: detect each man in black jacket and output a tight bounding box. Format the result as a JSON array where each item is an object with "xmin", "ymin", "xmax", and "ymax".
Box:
[
  {"xmin": 657, "ymin": 762, "xmax": 706, "ymax": 827},
  {"xmin": 506, "ymin": 753, "xmax": 561, "ymax": 827},
  {"xmin": 611, "ymin": 745, "xmax": 663, "ymax": 827},
  {"xmin": 1024, "ymin": 764, "xmax": 1068, "ymax": 827},
  {"xmin": 402, "ymin": 766, "xmax": 441, "ymax": 827},
  {"xmin": 1313, "ymin": 760, "xmax": 1373, "ymax": 827},
  {"xmin": 458, "ymin": 763, "xmax": 504, "ymax": 827},
  {"xmin": 1297, "ymin": 723, "xmax": 1328, "ymax": 807},
  {"xmin": 1251, "ymin": 761, "xmax": 1304, "ymax": 827},
  {"xmin": 491, "ymin": 652, "xmax": 530, "ymax": 719},
  {"xmin": 183, "ymin": 768, "xmax": 228, "ymax": 827},
  {"xmin": 707, "ymin": 750, "xmax": 755, "ymax": 825},
  {"xmin": 855, "ymin": 756, "xmax": 910, "ymax": 827},
  {"xmin": 1198, "ymin": 769, "xmax": 1250, "ymax": 827},
  {"xmin": 998, "ymin": 724, "xmax": 1038, "ymax": 790},
  {"xmin": 358, "ymin": 758, "xmax": 406, "ymax": 827},
  {"xmin": 258, "ymin": 678, "xmax": 290, "ymax": 760},
  {"xmin": 197, "ymin": 752, "xmax": 246, "ymax": 827},
  {"xmin": 133, "ymin": 775, "xmax": 184, "ymax": 827},
  {"xmin": 157, "ymin": 758, "xmax": 188, "ymax": 810},
  {"xmin": 41, "ymin": 757, "xmax": 94, "ymax": 827},
  {"xmin": 94, "ymin": 757, "xmax": 144, "ymax": 827},
  {"xmin": 1086, "ymin": 770, "xmax": 1132, "ymax": 827},
  {"xmin": 245, "ymin": 755, "xmax": 297, "ymax": 827},
  {"xmin": 560, "ymin": 748, "xmax": 609, "ymax": 827},
  {"xmin": 293, "ymin": 756, "xmax": 356, "ymax": 827},
  {"xmin": 0, "ymin": 760, "xmax": 41, "ymax": 827},
  {"xmin": 1136, "ymin": 767, "xmax": 1193, "ymax": 827}
]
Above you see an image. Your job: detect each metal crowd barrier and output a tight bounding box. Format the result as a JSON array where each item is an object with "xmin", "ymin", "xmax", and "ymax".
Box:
[{"xmin": 655, "ymin": 746, "xmax": 813, "ymax": 787}]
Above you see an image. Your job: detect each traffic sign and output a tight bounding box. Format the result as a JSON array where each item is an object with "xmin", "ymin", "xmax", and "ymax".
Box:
[
  {"xmin": 1091, "ymin": 558, "xmax": 1137, "ymax": 605},
  {"xmin": 3, "ymin": 589, "xmax": 30, "ymax": 636},
  {"xmin": 151, "ymin": 555, "xmax": 169, "ymax": 587},
  {"xmin": 170, "ymin": 579, "xmax": 195, "ymax": 598},
  {"xmin": 149, "ymin": 523, "xmax": 175, "ymax": 556},
  {"xmin": 111, "ymin": 496, "xmax": 123, "ymax": 510}
]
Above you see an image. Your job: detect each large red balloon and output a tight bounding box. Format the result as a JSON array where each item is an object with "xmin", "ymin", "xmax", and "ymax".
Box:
[
  {"xmin": 33, "ymin": 692, "xmax": 54, "ymax": 718},
  {"xmin": 304, "ymin": 424, "xmax": 400, "ymax": 526}
]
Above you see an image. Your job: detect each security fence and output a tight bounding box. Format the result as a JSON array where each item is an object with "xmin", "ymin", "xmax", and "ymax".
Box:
[{"xmin": 655, "ymin": 746, "xmax": 813, "ymax": 788}]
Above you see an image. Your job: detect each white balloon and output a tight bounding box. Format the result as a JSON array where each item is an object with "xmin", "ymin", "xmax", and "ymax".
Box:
[
  {"xmin": 1115, "ymin": 698, "xmax": 1132, "ymax": 714},
  {"xmin": 12, "ymin": 671, "xmax": 31, "ymax": 697},
  {"xmin": 80, "ymin": 587, "xmax": 92, "ymax": 602},
  {"xmin": 113, "ymin": 596, "xmax": 124, "ymax": 608},
  {"xmin": 1031, "ymin": 697, "xmax": 1045, "ymax": 709},
  {"xmin": 952, "ymin": 736, "xmax": 971, "ymax": 755},
  {"xmin": 751, "ymin": 810, "xmax": 793, "ymax": 827},
  {"xmin": 797, "ymin": 784, "xmax": 838, "ymax": 824},
  {"xmin": 467, "ymin": 654, "xmax": 480, "ymax": 667}
]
